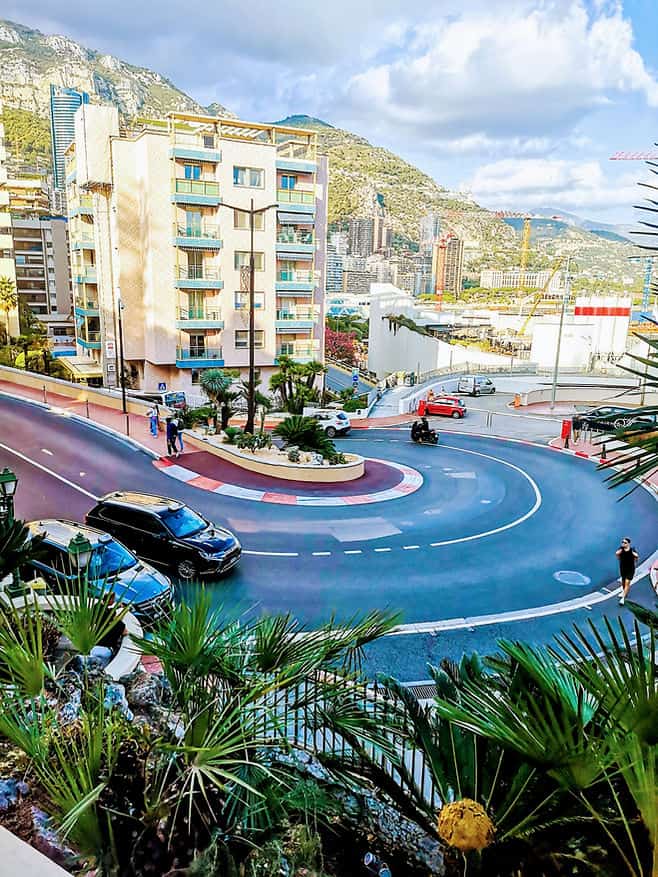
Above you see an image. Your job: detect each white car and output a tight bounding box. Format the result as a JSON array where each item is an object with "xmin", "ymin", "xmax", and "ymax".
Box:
[{"xmin": 310, "ymin": 409, "xmax": 351, "ymax": 438}]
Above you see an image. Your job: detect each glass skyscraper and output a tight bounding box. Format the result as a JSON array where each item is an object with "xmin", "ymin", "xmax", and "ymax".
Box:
[{"xmin": 49, "ymin": 85, "xmax": 89, "ymax": 191}]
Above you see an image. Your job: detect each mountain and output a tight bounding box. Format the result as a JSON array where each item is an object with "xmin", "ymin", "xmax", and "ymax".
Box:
[
  {"xmin": 0, "ymin": 19, "xmax": 231, "ymax": 120},
  {"xmin": 530, "ymin": 207, "xmax": 635, "ymax": 243},
  {"xmin": 275, "ymin": 115, "xmax": 516, "ymax": 259},
  {"xmin": 0, "ymin": 18, "xmax": 641, "ymax": 284}
]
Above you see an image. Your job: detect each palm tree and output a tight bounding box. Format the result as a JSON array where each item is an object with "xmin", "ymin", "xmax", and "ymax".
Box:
[
  {"xmin": 269, "ymin": 357, "xmax": 322, "ymax": 414},
  {"xmin": 0, "ymin": 276, "xmax": 17, "ymax": 348},
  {"xmin": 434, "ymin": 624, "xmax": 658, "ymax": 876},
  {"xmin": 200, "ymin": 367, "xmax": 242, "ymax": 430}
]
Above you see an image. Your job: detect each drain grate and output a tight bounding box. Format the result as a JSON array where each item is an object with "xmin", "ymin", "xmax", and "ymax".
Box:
[{"xmin": 404, "ymin": 682, "xmax": 437, "ymax": 700}]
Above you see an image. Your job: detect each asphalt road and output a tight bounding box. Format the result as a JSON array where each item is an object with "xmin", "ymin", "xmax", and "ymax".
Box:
[{"xmin": 2, "ymin": 395, "xmax": 657, "ymax": 681}]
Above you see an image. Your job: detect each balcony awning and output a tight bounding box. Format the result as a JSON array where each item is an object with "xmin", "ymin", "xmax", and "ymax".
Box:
[
  {"xmin": 58, "ymin": 356, "xmax": 103, "ymax": 380},
  {"xmin": 278, "ymin": 212, "xmax": 314, "ymax": 224},
  {"xmin": 276, "ymin": 250, "xmax": 313, "ymax": 261}
]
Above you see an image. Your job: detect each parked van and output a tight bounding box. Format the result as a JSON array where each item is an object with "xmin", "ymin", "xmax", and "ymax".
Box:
[{"xmin": 457, "ymin": 375, "xmax": 496, "ymax": 397}]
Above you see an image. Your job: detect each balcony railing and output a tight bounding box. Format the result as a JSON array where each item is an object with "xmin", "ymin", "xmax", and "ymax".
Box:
[
  {"xmin": 276, "ymin": 309, "xmax": 317, "ymax": 321},
  {"xmin": 176, "ymin": 346, "xmax": 223, "ymax": 361},
  {"xmin": 175, "ymin": 223, "xmax": 221, "ymax": 239},
  {"xmin": 77, "ymin": 300, "xmax": 98, "ymax": 310},
  {"xmin": 78, "ymin": 195, "xmax": 93, "ymax": 209},
  {"xmin": 173, "ymin": 179, "xmax": 220, "ymax": 197},
  {"xmin": 277, "ymin": 270, "xmax": 313, "ymax": 283},
  {"xmin": 277, "ymin": 342, "xmax": 319, "ymax": 358},
  {"xmin": 176, "ymin": 266, "xmax": 221, "ymax": 281},
  {"xmin": 176, "ymin": 307, "xmax": 222, "ymax": 322},
  {"xmin": 276, "ymin": 230, "xmax": 314, "ymax": 245},
  {"xmin": 76, "ymin": 268, "xmax": 97, "ymax": 283},
  {"xmin": 277, "ymin": 188, "xmax": 315, "ymax": 204},
  {"xmin": 82, "ymin": 331, "xmax": 101, "ymax": 343},
  {"xmin": 174, "ymin": 132, "xmax": 217, "ymax": 150}
]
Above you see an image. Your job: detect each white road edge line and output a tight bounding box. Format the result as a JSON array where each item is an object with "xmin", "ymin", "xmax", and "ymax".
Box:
[
  {"xmin": 0, "ymin": 443, "xmax": 99, "ymax": 501},
  {"xmin": 243, "ymin": 550, "xmax": 299, "ymax": 557}
]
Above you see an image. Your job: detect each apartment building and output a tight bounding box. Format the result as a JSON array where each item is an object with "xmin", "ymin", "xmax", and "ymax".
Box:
[
  {"xmin": 432, "ymin": 234, "xmax": 464, "ymax": 296},
  {"xmin": 66, "ymin": 106, "xmax": 327, "ymax": 392},
  {"xmin": 0, "ymin": 117, "xmax": 19, "ymax": 338},
  {"xmin": 50, "ymin": 85, "xmax": 89, "ymax": 195},
  {"xmin": 480, "ymin": 268, "xmax": 563, "ymax": 295}
]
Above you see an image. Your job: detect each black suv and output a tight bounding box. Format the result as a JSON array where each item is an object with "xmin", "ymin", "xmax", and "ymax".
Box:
[
  {"xmin": 86, "ymin": 493, "xmax": 241, "ymax": 580},
  {"xmin": 572, "ymin": 406, "xmax": 656, "ymax": 434}
]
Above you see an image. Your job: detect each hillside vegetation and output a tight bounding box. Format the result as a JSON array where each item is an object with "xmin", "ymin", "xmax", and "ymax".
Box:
[{"xmin": 1, "ymin": 105, "xmax": 50, "ymax": 167}]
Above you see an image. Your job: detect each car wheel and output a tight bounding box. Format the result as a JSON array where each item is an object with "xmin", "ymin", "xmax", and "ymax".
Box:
[
  {"xmin": 474, "ymin": 390, "xmax": 480, "ymax": 397},
  {"xmin": 177, "ymin": 559, "xmax": 197, "ymax": 580},
  {"xmin": 613, "ymin": 418, "xmax": 629, "ymax": 429},
  {"xmin": 452, "ymin": 411, "xmax": 461, "ymax": 419},
  {"xmin": 326, "ymin": 426, "xmax": 336, "ymax": 438}
]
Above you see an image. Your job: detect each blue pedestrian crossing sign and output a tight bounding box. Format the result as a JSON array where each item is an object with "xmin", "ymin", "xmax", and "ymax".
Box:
[
  {"xmin": 158, "ymin": 382, "xmax": 167, "ymax": 391},
  {"xmin": 351, "ymin": 367, "xmax": 359, "ymax": 389}
]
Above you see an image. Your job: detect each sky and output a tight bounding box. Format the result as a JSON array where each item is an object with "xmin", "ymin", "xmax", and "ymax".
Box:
[{"xmin": 7, "ymin": 0, "xmax": 658, "ymax": 225}]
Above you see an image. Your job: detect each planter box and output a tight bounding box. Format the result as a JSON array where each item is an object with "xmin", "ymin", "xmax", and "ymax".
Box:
[{"xmin": 183, "ymin": 430, "xmax": 365, "ymax": 482}]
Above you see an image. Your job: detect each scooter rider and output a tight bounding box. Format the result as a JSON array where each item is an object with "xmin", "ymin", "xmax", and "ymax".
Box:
[{"xmin": 411, "ymin": 416, "xmax": 435, "ymax": 442}]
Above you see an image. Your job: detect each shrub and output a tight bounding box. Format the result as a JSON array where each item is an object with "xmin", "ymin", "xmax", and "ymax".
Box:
[
  {"xmin": 329, "ymin": 453, "xmax": 347, "ymax": 465},
  {"xmin": 273, "ymin": 416, "xmax": 337, "ymax": 460},
  {"xmin": 224, "ymin": 426, "xmax": 242, "ymax": 444},
  {"xmin": 342, "ymin": 397, "xmax": 367, "ymax": 413},
  {"xmin": 236, "ymin": 432, "xmax": 272, "ymax": 453},
  {"xmin": 182, "ymin": 405, "xmax": 215, "ymax": 428}
]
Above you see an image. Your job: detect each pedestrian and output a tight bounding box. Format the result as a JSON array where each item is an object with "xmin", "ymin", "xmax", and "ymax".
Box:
[
  {"xmin": 166, "ymin": 417, "xmax": 179, "ymax": 458},
  {"xmin": 147, "ymin": 406, "xmax": 158, "ymax": 437},
  {"xmin": 616, "ymin": 537, "xmax": 639, "ymax": 605},
  {"xmin": 175, "ymin": 413, "xmax": 185, "ymax": 454}
]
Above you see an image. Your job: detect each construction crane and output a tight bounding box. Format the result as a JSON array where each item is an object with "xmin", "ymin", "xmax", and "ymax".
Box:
[
  {"xmin": 494, "ymin": 211, "xmax": 532, "ymax": 289},
  {"xmin": 518, "ymin": 258, "xmax": 564, "ymax": 336},
  {"xmin": 610, "ymin": 151, "xmax": 658, "ymax": 160},
  {"xmin": 629, "ymin": 255, "xmax": 656, "ymax": 313}
]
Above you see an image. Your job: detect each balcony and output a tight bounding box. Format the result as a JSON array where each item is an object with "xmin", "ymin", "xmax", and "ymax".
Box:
[
  {"xmin": 276, "ymin": 157, "xmax": 316, "ymax": 174},
  {"xmin": 75, "ymin": 267, "xmax": 98, "ymax": 284},
  {"xmin": 276, "ymin": 229, "xmax": 315, "ymax": 256},
  {"xmin": 175, "ymin": 307, "xmax": 224, "ymax": 330},
  {"xmin": 71, "ymin": 233, "xmax": 95, "ymax": 250},
  {"xmin": 75, "ymin": 300, "xmax": 99, "ymax": 317},
  {"xmin": 170, "ymin": 132, "xmax": 221, "ymax": 163},
  {"xmin": 77, "ymin": 330, "xmax": 101, "ymax": 350},
  {"xmin": 171, "ymin": 178, "xmax": 221, "ymax": 206},
  {"xmin": 277, "ymin": 189, "xmax": 315, "ymax": 213},
  {"xmin": 275, "ymin": 308, "xmax": 317, "ymax": 331},
  {"xmin": 275, "ymin": 341, "xmax": 320, "ymax": 364},
  {"xmin": 174, "ymin": 266, "xmax": 223, "ymax": 290},
  {"xmin": 176, "ymin": 346, "xmax": 224, "ymax": 368},
  {"xmin": 275, "ymin": 269, "xmax": 314, "ymax": 293},
  {"xmin": 71, "ymin": 195, "xmax": 94, "ymax": 217},
  {"xmin": 173, "ymin": 223, "xmax": 223, "ymax": 249}
]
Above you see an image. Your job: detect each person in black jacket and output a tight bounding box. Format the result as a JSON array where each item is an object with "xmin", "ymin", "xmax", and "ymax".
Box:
[
  {"xmin": 166, "ymin": 417, "xmax": 179, "ymax": 458},
  {"xmin": 616, "ymin": 537, "xmax": 639, "ymax": 605}
]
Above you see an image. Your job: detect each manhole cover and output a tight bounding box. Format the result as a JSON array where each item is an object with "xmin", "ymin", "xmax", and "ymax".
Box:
[{"xmin": 553, "ymin": 570, "xmax": 591, "ymax": 587}]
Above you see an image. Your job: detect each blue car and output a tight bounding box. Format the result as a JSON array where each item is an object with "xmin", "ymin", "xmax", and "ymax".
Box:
[{"xmin": 24, "ymin": 519, "xmax": 173, "ymax": 625}]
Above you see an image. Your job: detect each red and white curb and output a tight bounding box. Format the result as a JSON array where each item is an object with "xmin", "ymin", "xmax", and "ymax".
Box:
[{"xmin": 152, "ymin": 456, "xmax": 423, "ymax": 506}]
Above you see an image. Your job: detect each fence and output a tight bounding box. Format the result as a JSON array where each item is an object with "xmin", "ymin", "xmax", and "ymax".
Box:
[{"xmin": 253, "ymin": 672, "xmax": 441, "ymax": 811}]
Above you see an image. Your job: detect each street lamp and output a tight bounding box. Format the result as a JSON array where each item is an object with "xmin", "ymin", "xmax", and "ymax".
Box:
[
  {"xmin": 117, "ymin": 292, "xmax": 127, "ymax": 415},
  {"xmin": 219, "ymin": 198, "xmax": 278, "ymax": 434},
  {"xmin": 550, "ymin": 256, "xmax": 572, "ymax": 412},
  {"xmin": 67, "ymin": 532, "xmax": 93, "ymax": 570},
  {"xmin": 0, "ymin": 468, "xmax": 18, "ymax": 525}
]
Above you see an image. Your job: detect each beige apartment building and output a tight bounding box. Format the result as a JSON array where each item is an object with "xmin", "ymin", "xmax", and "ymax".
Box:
[
  {"xmin": 66, "ymin": 106, "xmax": 327, "ymax": 394},
  {"xmin": 0, "ymin": 116, "xmax": 19, "ymax": 339}
]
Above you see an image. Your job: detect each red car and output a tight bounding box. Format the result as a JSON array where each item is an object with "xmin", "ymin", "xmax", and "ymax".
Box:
[{"xmin": 418, "ymin": 396, "xmax": 467, "ymax": 419}]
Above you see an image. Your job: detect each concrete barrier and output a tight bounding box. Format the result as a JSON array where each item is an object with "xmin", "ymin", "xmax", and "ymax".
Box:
[
  {"xmin": 0, "ymin": 364, "xmax": 154, "ymax": 416},
  {"xmin": 520, "ymin": 384, "xmax": 658, "ymax": 407},
  {"xmin": 184, "ymin": 430, "xmax": 365, "ymax": 482}
]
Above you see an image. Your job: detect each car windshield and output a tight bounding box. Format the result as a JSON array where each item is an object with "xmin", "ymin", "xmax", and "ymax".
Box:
[
  {"xmin": 162, "ymin": 506, "xmax": 206, "ymax": 538},
  {"xmin": 88, "ymin": 540, "xmax": 137, "ymax": 578}
]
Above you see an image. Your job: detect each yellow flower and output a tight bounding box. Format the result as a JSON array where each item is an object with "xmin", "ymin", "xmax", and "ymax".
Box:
[{"xmin": 437, "ymin": 798, "xmax": 495, "ymax": 852}]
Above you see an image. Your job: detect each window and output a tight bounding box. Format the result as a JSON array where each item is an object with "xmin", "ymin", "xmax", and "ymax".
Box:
[
  {"xmin": 233, "ymin": 210, "xmax": 264, "ymax": 230},
  {"xmin": 202, "ymin": 134, "xmax": 215, "ymax": 149},
  {"xmin": 280, "ymin": 174, "xmax": 297, "ymax": 190},
  {"xmin": 191, "ymin": 369, "xmax": 201, "ymax": 385},
  {"xmin": 183, "ymin": 164, "xmax": 201, "ymax": 181},
  {"xmin": 235, "ymin": 330, "xmax": 264, "ymax": 349},
  {"xmin": 0, "ymin": 248, "xmax": 12, "ymax": 259},
  {"xmin": 234, "ymin": 291, "xmax": 265, "ymax": 310},
  {"xmin": 233, "ymin": 166, "xmax": 264, "ymax": 188},
  {"xmin": 234, "ymin": 251, "xmax": 264, "ymax": 271}
]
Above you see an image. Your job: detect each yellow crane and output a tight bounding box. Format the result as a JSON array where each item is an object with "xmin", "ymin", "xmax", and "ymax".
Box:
[
  {"xmin": 518, "ymin": 258, "xmax": 565, "ymax": 336},
  {"xmin": 518, "ymin": 215, "xmax": 532, "ymax": 290}
]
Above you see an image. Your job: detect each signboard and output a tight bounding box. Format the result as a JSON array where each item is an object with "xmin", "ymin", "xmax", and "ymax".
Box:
[
  {"xmin": 158, "ymin": 382, "xmax": 167, "ymax": 392},
  {"xmin": 105, "ymin": 340, "xmax": 116, "ymax": 358}
]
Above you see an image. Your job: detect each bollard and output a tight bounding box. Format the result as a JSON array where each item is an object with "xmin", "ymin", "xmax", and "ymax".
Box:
[
  {"xmin": 514, "ymin": 393, "xmax": 521, "ymax": 409},
  {"xmin": 86, "ymin": 400, "xmax": 90, "ymax": 419},
  {"xmin": 600, "ymin": 443, "xmax": 607, "ymax": 461},
  {"xmin": 42, "ymin": 385, "xmax": 47, "ymax": 405},
  {"xmin": 125, "ymin": 414, "xmax": 130, "ymax": 436}
]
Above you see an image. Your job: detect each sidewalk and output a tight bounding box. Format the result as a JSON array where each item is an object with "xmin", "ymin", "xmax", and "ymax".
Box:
[
  {"xmin": 550, "ymin": 433, "xmax": 658, "ymax": 490},
  {"xmin": 0, "ymin": 380, "xmax": 166, "ymax": 456}
]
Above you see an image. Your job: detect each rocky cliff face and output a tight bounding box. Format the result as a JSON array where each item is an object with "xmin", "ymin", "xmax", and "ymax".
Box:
[{"xmin": 0, "ymin": 19, "xmax": 231, "ymax": 120}]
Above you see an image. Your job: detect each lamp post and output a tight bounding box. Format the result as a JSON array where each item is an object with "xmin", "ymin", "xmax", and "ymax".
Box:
[
  {"xmin": 550, "ymin": 256, "xmax": 572, "ymax": 413},
  {"xmin": 67, "ymin": 532, "xmax": 93, "ymax": 571},
  {"xmin": 0, "ymin": 468, "xmax": 18, "ymax": 526},
  {"xmin": 117, "ymin": 292, "xmax": 127, "ymax": 415},
  {"xmin": 219, "ymin": 199, "xmax": 278, "ymax": 434}
]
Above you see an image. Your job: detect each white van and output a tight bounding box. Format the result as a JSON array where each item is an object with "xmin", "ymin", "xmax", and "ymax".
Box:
[{"xmin": 457, "ymin": 375, "xmax": 496, "ymax": 397}]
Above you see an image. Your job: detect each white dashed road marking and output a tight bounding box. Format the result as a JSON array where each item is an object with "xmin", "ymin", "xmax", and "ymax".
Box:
[{"xmin": 41, "ymin": 448, "xmax": 53, "ymax": 456}]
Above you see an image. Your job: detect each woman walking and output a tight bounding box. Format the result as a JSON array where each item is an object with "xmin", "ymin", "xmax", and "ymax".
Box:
[{"xmin": 616, "ymin": 537, "xmax": 639, "ymax": 606}]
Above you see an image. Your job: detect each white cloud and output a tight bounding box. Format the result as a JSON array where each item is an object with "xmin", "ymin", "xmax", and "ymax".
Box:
[
  {"xmin": 464, "ymin": 158, "xmax": 639, "ymax": 210},
  {"xmin": 341, "ymin": 1, "xmax": 658, "ymax": 146}
]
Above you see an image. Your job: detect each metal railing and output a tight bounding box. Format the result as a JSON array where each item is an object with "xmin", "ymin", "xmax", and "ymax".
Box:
[
  {"xmin": 176, "ymin": 346, "xmax": 223, "ymax": 361},
  {"xmin": 277, "ymin": 342, "xmax": 319, "ymax": 357},
  {"xmin": 76, "ymin": 300, "xmax": 98, "ymax": 310},
  {"xmin": 76, "ymin": 268, "xmax": 97, "ymax": 283},
  {"xmin": 176, "ymin": 307, "xmax": 222, "ymax": 322},
  {"xmin": 175, "ymin": 223, "xmax": 221, "ymax": 239},
  {"xmin": 173, "ymin": 179, "xmax": 220, "ymax": 197},
  {"xmin": 277, "ymin": 270, "xmax": 313, "ymax": 283},
  {"xmin": 82, "ymin": 331, "xmax": 101, "ymax": 343},
  {"xmin": 276, "ymin": 309, "xmax": 317, "ymax": 321},
  {"xmin": 276, "ymin": 230, "xmax": 314, "ymax": 245},
  {"xmin": 176, "ymin": 265, "xmax": 221, "ymax": 281},
  {"xmin": 277, "ymin": 188, "xmax": 315, "ymax": 204}
]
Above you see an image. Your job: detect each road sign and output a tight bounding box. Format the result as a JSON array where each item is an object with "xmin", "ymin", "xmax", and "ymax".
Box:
[{"xmin": 158, "ymin": 382, "xmax": 166, "ymax": 392}]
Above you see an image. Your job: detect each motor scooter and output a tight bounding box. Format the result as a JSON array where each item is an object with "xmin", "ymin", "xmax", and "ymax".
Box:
[{"xmin": 410, "ymin": 421, "xmax": 439, "ymax": 445}]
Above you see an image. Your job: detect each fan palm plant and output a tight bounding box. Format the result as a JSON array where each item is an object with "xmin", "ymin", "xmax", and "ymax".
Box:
[
  {"xmin": 273, "ymin": 415, "xmax": 336, "ymax": 459},
  {"xmin": 200, "ymin": 368, "xmax": 242, "ymax": 430},
  {"xmin": 0, "ymin": 516, "xmax": 45, "ymax": 582}
]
